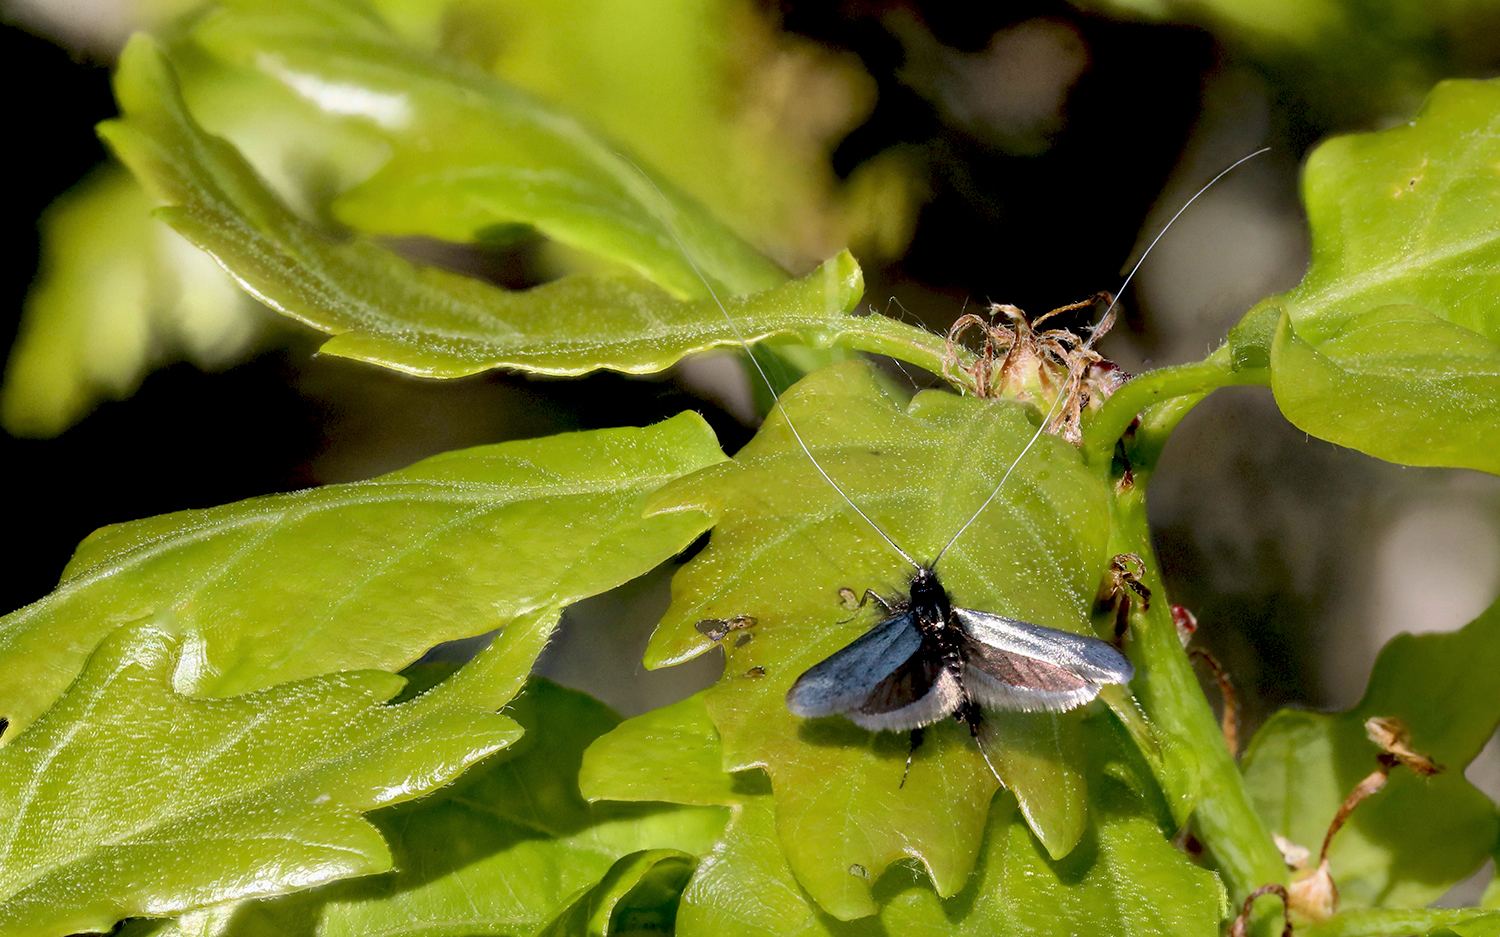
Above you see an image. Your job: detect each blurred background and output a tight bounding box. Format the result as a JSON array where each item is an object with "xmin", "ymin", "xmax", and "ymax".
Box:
[{"xmin": 2, "ymin": 0, "xmax": 1499, "ymax": 823}]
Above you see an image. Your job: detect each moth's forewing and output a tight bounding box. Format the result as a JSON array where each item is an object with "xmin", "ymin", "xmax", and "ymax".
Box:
[
  {"xmin": 786, "ymin": 611, "xmax": 961, "ymax": 729},
  {"xmin": 953, "ymin": 607, "xmax": 1133, "ymax": 713}
]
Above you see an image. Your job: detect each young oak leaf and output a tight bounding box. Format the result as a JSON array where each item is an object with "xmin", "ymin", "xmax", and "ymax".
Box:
[
  {"xmin": 100, "ymin": 38, "xmax": 950, "ymax": 383},
  {"xmin": 0, "ymin": 607, "xmax": 558, "ymax": 937},
  {"xmin": 1242, "ymin": 79, "xmax": 1500, "ymax": 474},
  {"xmin": 582, "ymin": 690, "xmax": 1225, "ymax": 935},
  {"xmin": 0, "ymin": 411, "xmax": 722, "ymax": 740},
  {"xmin": 641, "ymin": 361, "xmax": 1116, "ymax": 919},
  {"xmin": 163, "ymin": 681, "xmax": 727, "ymax": 937},
  {"xmin": 1241, "ymin": 591, "xmax": 1500, "ymax": 910}
]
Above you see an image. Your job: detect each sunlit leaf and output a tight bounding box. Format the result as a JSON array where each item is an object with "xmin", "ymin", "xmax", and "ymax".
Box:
[
  {"xmin": 1302, "ymin": 908, "xmax": 1500, "ymax": 937},
  {"xmin": 580, "ymin": 692, "xmax": 741, "ymax": 808},
  {"xmin": 585, "ymin": 691, "xmax": 1225, "ymax": 934},
  {"xmin": 0, "ymin": 164, "xmax": 260, "ymax": 437},
  {"xmin": 642, "ymin": 361, "xmax": 1117, "ymax": 918},
  {"xmin": 0, "ymin": 610, "xmax": 555, "ymax": 937},
  {"xmin": 1242, "ymin": 79, "xmax": 1500, "ymax": 474},
  {"xmin": 1241, "ymin": 592, "xmax": 1500, "ymax": 909},
  {"xmin": 157, "ymin": 680, "xmax": 725, "ymax": 937},
  {"xmin": 0, "ymin": 412, "xmax": 722, "ymax": 738}
]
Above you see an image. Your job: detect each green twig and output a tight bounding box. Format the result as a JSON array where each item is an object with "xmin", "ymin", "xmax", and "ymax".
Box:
[
  {"xmin": 1083, "ymin": 347, "xmax": 1270, "ymax": 466},
  {"xmin": 1109, "ymin": 482, "xmax": 1287, "ymax": 910}
]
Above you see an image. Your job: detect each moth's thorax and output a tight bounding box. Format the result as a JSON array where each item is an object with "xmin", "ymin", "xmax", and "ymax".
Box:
[{"xmin": 908, "ymin": 567, "xmax": 953, "ymax": 635}]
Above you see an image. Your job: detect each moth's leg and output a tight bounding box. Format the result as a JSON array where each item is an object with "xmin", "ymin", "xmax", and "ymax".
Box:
[
  {"xmin": 957, "ymin": 702, "xmax": 1005, "ymax": 785},
  {"xmin": 956, "ymin": 700, "xmax": 984, "ymax": 739},
  {"xmin": 900, "ymin": 727, "xmax": 925, "ymax": 789},
  {"xmin": 838, "ymin": 587, "xmax": 895, "ymax": 623}
]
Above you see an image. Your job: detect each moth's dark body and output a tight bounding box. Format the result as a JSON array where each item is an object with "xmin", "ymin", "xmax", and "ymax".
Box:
[
  {"xmin": 858, "ymin": 570, "xmax": 976, "ymax": 737},
  {"xmin": 787, "ymin": 567, "xmax": 1132, "ymax": 738}
]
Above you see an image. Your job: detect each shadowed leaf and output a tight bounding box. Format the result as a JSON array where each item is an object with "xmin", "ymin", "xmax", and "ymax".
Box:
[{"xmin": 1241, "ymin": 593, "xmax": 1500, "ymax": 909}]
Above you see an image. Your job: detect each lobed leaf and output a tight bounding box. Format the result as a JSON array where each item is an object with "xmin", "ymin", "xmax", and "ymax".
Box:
[
  {"xmin": 641, "ymin": 361, "xmax": 1118, "ymax": 918},
  {"xmin": 1240, "ymin": 592, "xmax": 1500, "ymax": 909},
  {"xmin": 585, "ymin": 690, "xmax": 1225, "ymax": 934},
  {"xmin": 0, "ymin": 610, "xmax": 556, "ymax": 937},
  {"xmin": 130, "ymin": 680, "xmax": 725, "ymax": 937},
  {"xmin": 1240, "ymin": 79, "xmax": 1500, "ymax": 473},
  {"xmin": 0, "ymin": 412, "xmax": 723, "ymax": 738},
  {"xmin": 580, "ymin": 692, "xmax": 742, "ymax": 808}
]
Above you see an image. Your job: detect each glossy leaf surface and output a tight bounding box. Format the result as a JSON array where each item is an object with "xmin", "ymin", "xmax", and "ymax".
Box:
[
  {"xmin": 585, "ymin": 691, "xmax": 1225, "ymax": 934},
  {"xmin": 0, "ymin": 611, "xmax": 555, "ymax": 937},
  {"xmin": 0, "ymin": 413, "xmax": 722, "ymax": 737},
  {"xmin": 134, "ymin": 681, "xmax": 725, "ymax": 937},
  {"xmin": 643, "ymin": 361, "xmax": 1117, "ymax": 918},
  {"xmin": 1241, "ymin": 593, "xmax": 1500, "ymax": 909},
  {"xmin": 1246, "ymin": 79, "xmax": 1500, "ymax": 473}
]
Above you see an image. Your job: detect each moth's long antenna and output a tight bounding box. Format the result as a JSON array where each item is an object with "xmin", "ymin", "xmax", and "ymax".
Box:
[
  {"xmin": 630, "ymin": 165, "xmax": 921, "ymax": 570},
  {"xmin": 931, "ymin": 147, "xmax": 1271, "ymax": 568}
]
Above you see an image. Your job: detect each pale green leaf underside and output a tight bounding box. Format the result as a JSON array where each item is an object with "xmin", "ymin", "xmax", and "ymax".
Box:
[
  {"xmin": 641, "ymin": 362, "xmax": 1116, "ymax": 918},
  {"xmin": 103, "ymin": 38, "xmax": 944, "ymax": 382},
  {"xmin": 1259, "ymin": 79, "xmax": 1500, "ymax": 473},
  {"xmin": 0, "ymin": 413, "xmax": 723, "ymax": 739},
  {"xmin": 0, "ymin": 611, "xmax": 557, "ymax": 937},
  {"xmin": 1241, "ymin": 592, "xmax": 1500, "ymax": 909},
  {"xmin": 190, "ymin": 0, "xmax": 784, "ymax": 299}
]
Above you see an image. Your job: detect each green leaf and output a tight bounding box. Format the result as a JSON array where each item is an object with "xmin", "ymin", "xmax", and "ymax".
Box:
[
  {"xmin": 587, "ymin": 692, "xmax": 1225, "ymax": 934},
  {"xmin": 580, "ymin": 692, "xmax": 742, "ymax": 808},
  {"xmin": 102, "ymin": 39, "xmax": 938, "ymax": 381},
  {"xmin": 642, "ymin": 361, "xmax": 1117, "ymax": 918},
  {"xmin": 538, "ymin": 850, "xmax": 698, "ymax": 937},
  {"xmin": 0, "ymin": 610, "xmax": 556, "ymax": 937},
  {"xmin": 191, "ymin": 0, "xmax": 785, "ymax": 297},
  {"xmin": 0, "ymin": 163, "xmax": 260, "ymax": 437},
  {"xmin": 0, "ymin": 412, "xmax": 723, "ymax": 738},
  {"xmin": 167, "ymin": 681, "xmax": 726, "ymax": 937},
  {"xmin": 1257, "ymin": 79, "xmax": 1500, "ymax": 473},
  {"xmin": 1240, "ymin": 592, "xmax": 1500, "ymax": 909},
  {"xmin": 1302, "ymin": 908, "xmax": 1500, "ymax": 937}
]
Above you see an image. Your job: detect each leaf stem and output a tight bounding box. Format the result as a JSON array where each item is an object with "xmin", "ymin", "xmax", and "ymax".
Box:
[
  {"xmin": 1083, "ymin": 347, "xmax": 1269, "ymax": 466},
  {"xmin": 1108, "ymin": 481, "xmax": 1286, "ymax": 907}
]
